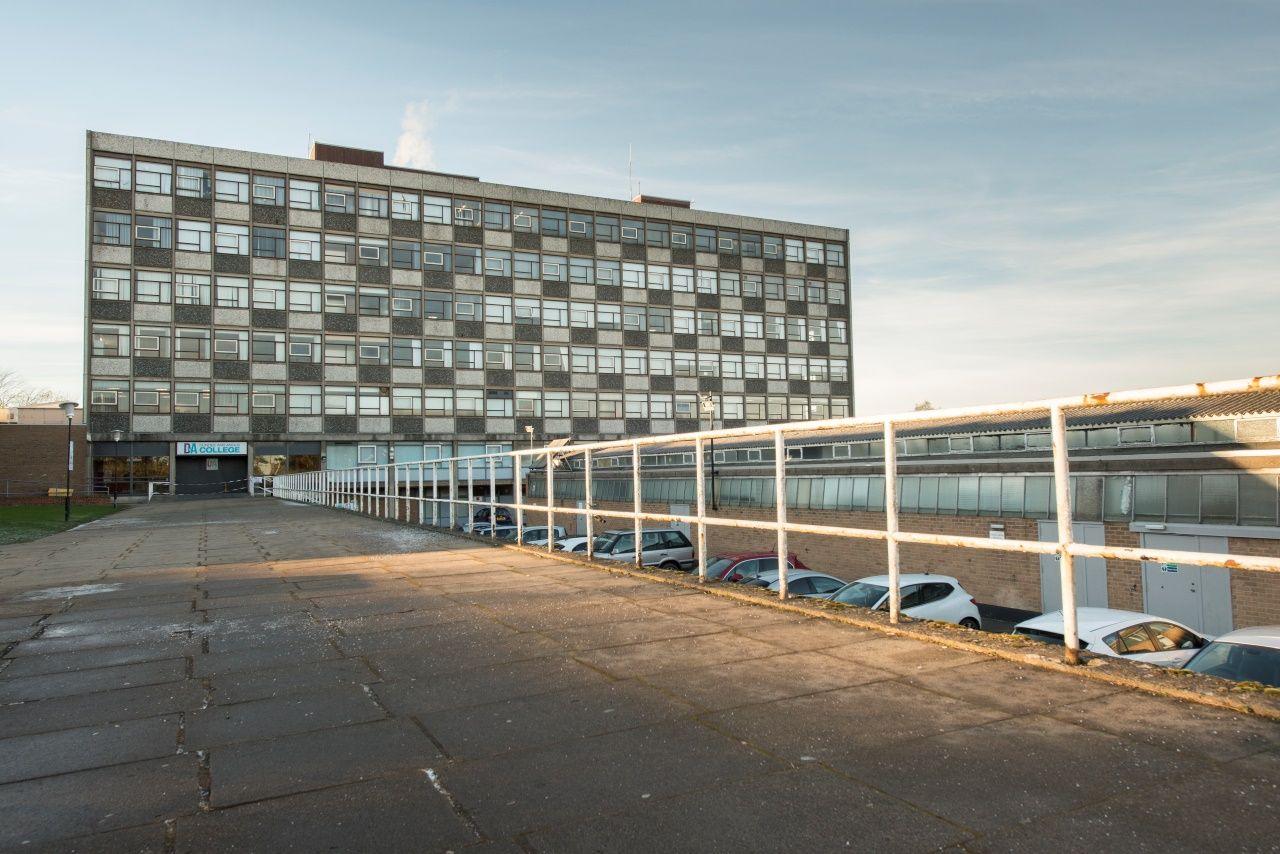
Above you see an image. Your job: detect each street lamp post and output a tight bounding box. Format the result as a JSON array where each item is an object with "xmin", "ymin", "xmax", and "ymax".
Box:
[
  {"xmin": 60, "ymin": 402, "xmax": 77, "ymax": 522},
  {"xmin": 699, "ymin": 393, "xmax": 717, "ymax": 511}
]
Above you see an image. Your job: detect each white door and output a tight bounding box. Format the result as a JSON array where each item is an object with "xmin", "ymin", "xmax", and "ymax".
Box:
[
  {"xmin": 575, "ymin": 500, "xmax": 587, "ymax": 535},
  {"xmin": 669, "ymin": 504, "xmax": 691, "ymax": 538},
  {"xmin": 1038, "ymin": 521, "xmax": 1108, "ymax": 612},
  {"xmin": 1141, "ymin": 533, "xmax": 1232, "ymax": 636}
]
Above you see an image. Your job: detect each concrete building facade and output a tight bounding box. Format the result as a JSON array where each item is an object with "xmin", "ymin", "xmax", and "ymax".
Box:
[{"xmin": 83, "ymin": 132, "xmax": 851, "ymax": 495}]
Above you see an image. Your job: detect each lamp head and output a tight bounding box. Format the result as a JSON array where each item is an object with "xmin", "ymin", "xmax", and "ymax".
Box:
[
  {"xmin": 523, "ymin": 425, "xmax": 534, "ymax": 434},
  {"xmin": 110, "ymin": 428, "xmax": 123, "ymax": 443},
  {"xmin": 59, "ymin": 401, "xmax": 77, "ymax": 420}
]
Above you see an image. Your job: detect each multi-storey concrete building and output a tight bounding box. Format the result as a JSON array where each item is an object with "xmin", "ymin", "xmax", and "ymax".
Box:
[{"xmin": 83, "ymin": 132, "xmax": 851, "ymax": 495}]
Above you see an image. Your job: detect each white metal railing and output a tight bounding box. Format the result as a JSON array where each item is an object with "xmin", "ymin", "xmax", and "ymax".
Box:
[{"xmin": 270, "ymin": 373, "xmax": 1280, "ymax": 665}]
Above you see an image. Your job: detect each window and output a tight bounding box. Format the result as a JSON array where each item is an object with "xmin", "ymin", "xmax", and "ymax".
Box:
[
  {"xmin": 324, "ymin": 387, "xmax": 355, "ymax": 415},
  {"xmin": 392, "ymin": 387, "xmax": 422, "ymax": 416},
  {"xmin": 358, "ymin": 288, "xmax": 389, "ymax": 316},
  {"xmin": 358, "ymin": 239, "xmax": 388, "ymax": 266},
  {"xmin": 287, "ymin": 334, "xmax": 319, "ymax": 362},
  {"xmin": 252, "ymin": 226, "xmax": 286, "ymax": 258},
  {"xmin": 252, "ymin": 386, "xmax": 285, "ymax": 413},
  {"xmin": 251, "ymin": 331, "xmax": 284, "ymax": 362},
  {"xmin": 358, "ymin": 189, "xmax": 388, "ymax": 218},
  {"xmin": 423, "ymin": 195, "xmax": 451, "ymax": 224},
  {"xmin": 392, "ymin": 337, "xmax": 421, "ymax": 367},
  {"xmin": 325, "ymin": 336, "xmax": 355, "ymax": 365},
  {"xmin": 252, "ymin": 175, "xmax": 285, "ymax": 206},
  {"xmin": 454, "ymin": 247, "xmax": 482, "ymax": 275},
  {"xmin": 92, "ymin": 211, "xmax": 130, "ymax": 245},
  {"xmin": 135, "ymin": 162, "xmax": 172, "ymax": 194},
  {"xmin": 175, "ymin": 165, "xmax": 211, "ymax": 198},
  {"xmin": 324, "ymin": 186, "xmax": 355, "ymax": 214},
  {"xmin": 289, "ymin": 180, "xmax": 320, "ymax": 210},
  {"xmin": 358, "ymin": 445, "xmax": 378, "ymax": 464},
  {"xmin": 324, "ymin": 235, "xmax": 356, "ymax": 264},
  {"xmin": 289, "ymin": 282, "xmax": 321, "ymax": 313},
  {"xmin": 595, "ymin": 214, "xmax": 619, "ymax": 242},
  {"xmin": 425, "ymin": 388, "xmax": 453, "ymax": 416},
  {"xmin": 90, "ymin": 380, "xmax": 127, "ymax": 411},
  {"xmin": 424, "ymin": 291, "xmax": 453, "ymax": 320},
  {"xmin": 93, "ymin": 155, "xmax": 132, "ymax": 190},
  {"xmin": 289, "ymin": 231, "xmax": 320, "ymax": 261},
  {"xmin": 485, "ymin": 250, "xmax": 512, "ymax": 277},
  {"xmin": 391, "ymin": 240, "xmax": 420, "ymax": 269},
  {"xmin": 134, "ymin": 215, "xmax": 172, "ymax": 248},
  {"xmin": 391, "ymin": 191, "xmax": 419, "ymax": 220},
  {"xmin": 91, "ymin": 324, "xmax": 129, "ymax": 357},
  {"xmin": 174, "ymin": 384, "xmax": 210, "ymax": 413},
  {"xmin": 541, "ymin": 209, "xmax": 567, "ymax": 237},
  {"xmin": 215, "ymin": 223, "xmax": 249, "ymax": 255},
  {"xmin": 215, "ymin": 276, "xmax": 249, "ymax": 308},
  {"xmin": 645, "ymin": 221, "xmax": 669, "ymax": 247},
  {"xmin": 133, "ymin": 381, "xmax": 170, "ymax": 413},
  {"xmin": 483, "ymin": 202, "xmax": 511, "ymax": 231},
  {"xmin": 174, "ymin": 328, "xmax": 210, "ymax": 359},
  {"xmin": 1106, "ymin": 624, "xmax": 1159, "ymax": 655},
  {"xmin": 175, "ymin": 273, "xmax": 210, "ymax": 305},
  {"xmin": 423, "ymin": 242, "xmax": 452, "ymax": 271},
  {"xmin": 213, "ymin": 330, "xmax": 248, "ymax": 360},
  {"xmin": 91, "ymin": 267, "xmax": 130, "ymax": 300},
  {"xmin": 569, "ymin": 211, "xmax": 593, "ymax": 237},
  {"xmin": 215, "ymin": 171, "xmax": 249, "ymax": 203},
  {"xmin": 177, "ymin": 220, "xmax": 211, "ymax": 252},
  {"xmin": 289, "ymin": 385, "xmax": 322, "ymax": 415},
  {"xmin": 358, "ymin": 387, "xmax": 389, "ymax": 416},
  {"xmin": 391, "ymin": 291, "xmax": 419, "ymax": 316},
  {"xmin": 135, "ymin": 271, "xmax": 172, "ymax": 304}
]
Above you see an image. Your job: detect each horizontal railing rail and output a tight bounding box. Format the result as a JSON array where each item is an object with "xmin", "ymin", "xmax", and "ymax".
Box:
[{"xmin": 269, "ymin": 373, "xmax": 1280, "ymax": 665}]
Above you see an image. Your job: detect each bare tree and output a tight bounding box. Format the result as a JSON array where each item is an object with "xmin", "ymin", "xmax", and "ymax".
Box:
[
  {"xmin": 0, "ymin": 369, "xmax": 63, "ymax": 408},
  {"xmin": 913, "ymin": 400, "xmax": 938, "ymax": 412}
]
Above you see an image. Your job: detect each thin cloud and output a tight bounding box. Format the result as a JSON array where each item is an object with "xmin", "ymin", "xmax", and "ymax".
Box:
[{"xmin": 390, "ymin": 100, "xmax": 436, "ymax": 170}]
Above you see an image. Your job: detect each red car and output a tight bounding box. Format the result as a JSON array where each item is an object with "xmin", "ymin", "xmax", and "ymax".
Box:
[{"xmin": 707, "ymin": 552, "xmax": 810, "ymax": 583}]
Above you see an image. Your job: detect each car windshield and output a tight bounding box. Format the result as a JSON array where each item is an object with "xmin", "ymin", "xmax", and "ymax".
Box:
[
  {"xmin": 1184, "ymin": 641, "xmax": 1280, "ymax": 687},
  {"xmin": 830, "ymin": 581, "xmax": 888, "ymax": 608},
  {"xmin": 594, "ymin": 536, "xmax": 620, "ymax": 554},
  {"xmin": 707, "ymin": 558, "xmax": 734, "ymax": 576}
]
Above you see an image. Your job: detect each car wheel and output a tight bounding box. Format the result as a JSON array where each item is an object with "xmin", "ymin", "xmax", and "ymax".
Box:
[
  {"xmin": 959, "ymin": 617, "xmax": 981, "ymax": 630},
  {"xmin": 659, "ymin": 560, "xmax": 680, "ymax": 571}
]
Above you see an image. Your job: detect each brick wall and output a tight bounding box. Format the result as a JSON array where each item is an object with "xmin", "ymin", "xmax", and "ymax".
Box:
[
  {"xmin": 0, "ymin": 426, "xmax": 91, "ymax": 496},
  {"xmin": 568, "ymin": 498, "xmax": 1280, "ymax": 627}
]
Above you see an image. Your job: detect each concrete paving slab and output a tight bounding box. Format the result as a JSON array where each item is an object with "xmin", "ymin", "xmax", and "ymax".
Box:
[
  {"xmin": 0, "ymin": 658, "xmax": 188, "ymax": 702},
  {"xmin": 526, "ymin": 766, "xmax": 972, "ymax": 853},
  {"xmin": 821, "ymin": 635, "xmax": 989, "ymax": 674},
  {"xmin": 372, "ymin": 655, "xmax": 608, "ymax": 717},
  {"xmin": 208, "ymin": 657, "xmax": 379, "ymax": 705},
  {"xmin": 572, "ymin": 631, "xmax": 785, "ymax": 679},
  {"xmin": 0, "ymin": 714, "xmax": 179, "ymax": 785},
  {"xmin": 187, "ymin": 685, "xmax": 385, "ymax": 748},
  {"xmin": 0, "ymin": 756, "xmax": 198, "ymax": 848},
  {"xmin": 0, "ymin": 680, "xmax": 206, "ymax": 738},
  {"xmin": 208, "ymin": 719, "xmax": 440, "ymax": 807},
  {"xmin": 444, "ymin": 720, "xmax": 783, "ymax": 838},
  {"xmin": 902, "ymin": 658, "xmax": 1121, "ymax": 715},
  {"xmin": 175, "ymin": 773, "xmax": 480, "ymax": 853},
  {"xmin": 1, "ymin": 638, "xmax": 202, "ymax": 677}
]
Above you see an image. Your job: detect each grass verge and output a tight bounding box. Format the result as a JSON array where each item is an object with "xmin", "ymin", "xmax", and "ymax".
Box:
[{"xmin": 0, "ymin": 504, "xmax": 122, "ymax": 546}]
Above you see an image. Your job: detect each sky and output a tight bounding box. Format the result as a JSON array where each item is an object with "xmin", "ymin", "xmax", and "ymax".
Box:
[{"xmin": 0, "ymin": 0, "xmax": 1276, "ymax": 414}]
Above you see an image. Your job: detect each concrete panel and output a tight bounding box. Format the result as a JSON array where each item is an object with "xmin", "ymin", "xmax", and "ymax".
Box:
[
  {"xmin": 214, "ymin": 308, "xmax": 250, "ymax": 327},
  {"xmin": 134, "ymin": 304, "xmax": 173, "ymax": 323},
  {"xmin": 90, "ymin": 357, "xmax": 130, "ymax": 376},
  {"xmin": 648, "ymin": 248, "xmax": 671, "ymax": 263},
  {"xmin": 325, "ymin": 366, "xmax": 358, "ymax": 382},
  {"xmin": 724, "ymin": 379, "xmax": 744, "ymax": 392},
  {"xmin": 570, "ymin": 375, "xmax": 597, "ymax": 389},
  {"xmin": 487, "ymin": 324, "xmax": 513, "ymax": 340},
  {"xmin": 212, "ymin": 146, "xmax": 252, "ymax": 168},
  {"xmin": 135, "ymin": 194, "xmax": 172, "ymax": 214},
  {"xmin": 624, "ymin": 376, "xmax": 647, "ymax": 390},
  {"xmin": 290, "ymin": 416, "xmax": 322, "ymax": 433},
  {"xmin": 391, "ymin": 269, "xmax": 420, "ymax": 287},
  {"xmin": 570, "ymin": 285, "xmax": 594, "ymax": 300},
  {"xmin": 423, "ymin": 418, "xmax": 454, "ymax": 432},
  {"xmin": 515, "ymin": 372, "xmax": 542, "ymax": 386},
  {"xmin": 289, "ymin": 312, "xmax": 322, "ymax": 330},
  {"xmin": 250, "ymin": 152, "xmax": 291, "ymax": 173},
  {"xmin": 721, "ymin": 297, "xmax": 743, "ymax": 311},
  {"xmin": 623, "ymin": 288, "xmax": 647, "ymax": 304},
  {"xmin": 543, "ymin": 328, "xmax": 570, "ymax": 343},
  {"xmin": 291, "ymin": 210, "xmax": 322, "ymax": 229},
  {"xmin": 696, "ymin": 253, "xmax": 719, "ymax": 267},
  {"xmin": 649, "ymin": 334, "xmax": 673, "ymax": 348},
  {"xmin": 829, "ymin": 344, "xmax": 849, "ymax": 357},
  {"xmin": 358, "ymin": 218, "xmax": 389, "ymax": 236},
  {"xmin": 326, "ymin": 264, "xmax": 356, "ymax": 282},
  {"xmin": 89, "ymin": 131, "xmax": 135, "ymax": 154},
  {"xmin": 487, "ymin": 418, "xmax": 515, "ymax": 434},
  {"xmin": 357, "ymin": 317, "xmax": 390, "ymax": 334},
  {"xmin": 356, "ymin": 166, "xmax": 392, "ymax": 185},
  {"xmin": 597, "ymin": 330, "xmax": 622, "ymax": 345},
  {"xmin": 698, "ymin": 336, "xmax": 720, "ymax": 350},
  {"xmin": 174, "ymin": 360, "xmax": 211, "ymax": 378},
  {"xmin": 599, "ymin": 419, "xmax": 624, "ymax": 433},
  {"xmin": 810, "ymin": 304, "xmax": 828, "ymax": 318},
  {"xmin": 675, "ymin": 378, "xmax": 698, "ymax": 392},
  {"xmin": 745, "ymin": 340, "xmax": 766, "ymax": 353},
  {"xmin": 392, "ymin": 368, "xmax": 422, "ymax": 385},
  {"xmin": 91, "ymin": 245, "xmax": 131, "ymax": 265},
  {"xmin": 484, "ymin": 230, "xmax": 512, "ymax": 248},
  {"xmin": 174, "ymin": 251, "xmax": 212, "ymax": 271},
  {"xmin": 766, "ymin": 300, "xmax": 786, "ymax": 314},
  {"xmin": 595, "ymin": 242, "xmax": 620, "ymax": 258},
  {"xmin": 768, "ymin": 381, "xmax": 789, "ymax": 394},
  {"xmin": 322, "ymin": 161, "xmax": 358, "ymax": 181},
  {"xmin": 252, "ymin": 258, "xmax": 287, "ymax": 277},
  {"xmin": 423, "ymin": 320, "xmax": 454, "ymax": 337},
  {"xmin": 542, "ymin": 237, "xmax": 568, "ymax": 253},
  {"xmin": 133, "ymin": 137, "xmax": 177, "ymax": 158},
  {"xmin": 672, "ymin": 293, "xmax": 696, "ymax": 307},
  {"xmin": 423, "ymin": 224, "xmax": 453, "ymax": 242},
  {"xmin": 454, "ymin": 370, "xmax": 484, "ymax": 386},
  {"xmin": 742, "ymin": 257, "xmax": 763, "ymax": 272},
  {"xmin": 132, "ymin": 415, "xmax": 172, "ymax": 433},
  {"xmin": 544, "ymin": 418, "xmax": 571, "ymax": 434},
  {"xmin": 514, "ymin": 281, "xmax": 540, "ymax": 296},
  {"xmin": 454, "ymin": 275, "xmax": 482, "ymax": 292},
  {"xmin": 811, "ymin": 382, "xmax": 830, "ymax": 394},
  {"xmin": 651, "ymin": 419, "xmax": 675, "ymax": 434},
  {"xmin": 251, "ymin": 363, "xmax": 287, "ymax": 381},
  {"xmin": 358, "ymin": 417, "xmax": 391, "ymax": 434},
  {"xmin": 213, "ymin": 416, "xmax": 249, "ymax": 433},
  {"xmin": 214, "ymin": 202, "xmax": 250, "ymax": 222},
  {"xmin": 788, "ymin": 341, "xmax": 808, "ymax": 354},
  {"xmin": 786, "ymin": 262, "xmax": 806, "ymax": 276}
]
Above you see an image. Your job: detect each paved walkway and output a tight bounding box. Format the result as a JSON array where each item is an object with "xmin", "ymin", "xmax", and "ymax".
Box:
[{"xmin": 0, "ymin": 498, "xmax": 1276, "ymax": 852}]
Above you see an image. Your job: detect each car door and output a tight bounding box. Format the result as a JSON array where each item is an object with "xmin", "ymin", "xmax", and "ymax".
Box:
[
  {"xmin": 640, "ymin": 531, "xmax": 667, "ymax": 565},
  {"xmin": 609, "ymin": 533, "xmax": 636, "ymax": 562},
  {"xmin": 911, "ymin": 583, "xmax": 958, "ymax": 622},
  {"xmin": 785, "ymin": 577, "xmax": 815, "ymax": 596},
  {"xmin": 728, "ymin": 559, "xmax": 758, "ymax": 581},
  {"xmin": 894, "ymin": 584, "xmax": 925, "ymax": 614},
  {"xmin": 662, "ymin": 531, "xmax": 694, "ymax": 567},
  {"xmin": 808, "ymin": 575, "xmax": 845, "ymax": 598},
  {"xmin": 1133, "ymin": 621, "xmax": 1206, "ymax": 667},
  {"xmin": 1101, "ymin": 623, "xmax": 1164, "ymax": 662}
]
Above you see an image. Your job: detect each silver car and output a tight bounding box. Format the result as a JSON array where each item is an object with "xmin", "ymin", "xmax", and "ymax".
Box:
[{"xmin": 593, "ymin": 529, "xmax": 696, "ymax": 571}]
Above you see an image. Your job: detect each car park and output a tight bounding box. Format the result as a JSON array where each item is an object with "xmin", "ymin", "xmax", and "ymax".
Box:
[
  {"xmin": 593, "ymin": 528, "xmax": 696, "ymax": 570},
  {"xmin": 827, "ymin": 573, "xmax": 982, "ymax": 629},
  {"xmin": 462, "ymin": 506, "xmax": 514, "ymax": 533},
  {"xmin": 708, "ymin": 552, "xmax": 810, "ymax": 582},
  {"xmin": 1012, "ymin": 608, "xmax": 1209, "ymax": 667},
  {"xmin": 751, "ymin": 570, "xmax": 846, "ymax": 598},
  {"xmin": 503, "ymin": 525, "xmax": 566, "ymax": 545},
  {"xmin": 1182, "ymin": 626, "xmax": 1280, "ymax": 686}
]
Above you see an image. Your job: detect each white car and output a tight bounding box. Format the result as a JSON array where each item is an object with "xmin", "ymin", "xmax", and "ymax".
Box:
[
  {"xmin": 593, "ymin": 529, "xmax": 696, "ymax": 571},
  {"xmin": 554, "ymin": 536, "xmax": 591, "ymax": 553},
  {"xmin": 1013, "ymin": 608, "xmax": 1210, "ymax": 667},
  {"xmin": 1182, "ymin": 625, "xmax": 1280, "ymax": 687},
  {"xmin": 827, "ymin": 573, "xmax": 982, "ymax": 630},
  {"xmin": 752, "ymin": 569, "xmax": 847, "ymax": 599}
]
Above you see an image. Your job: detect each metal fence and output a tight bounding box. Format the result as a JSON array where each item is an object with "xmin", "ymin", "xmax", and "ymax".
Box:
[{"xmin": 270, "ymin": 373, "xmax": 1280, "ymax": 665}]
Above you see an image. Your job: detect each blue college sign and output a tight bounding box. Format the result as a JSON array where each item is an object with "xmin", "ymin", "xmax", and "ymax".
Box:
[{"xmin": 178, "ymin": 441, "xmax": 248, "ymax": 456}]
